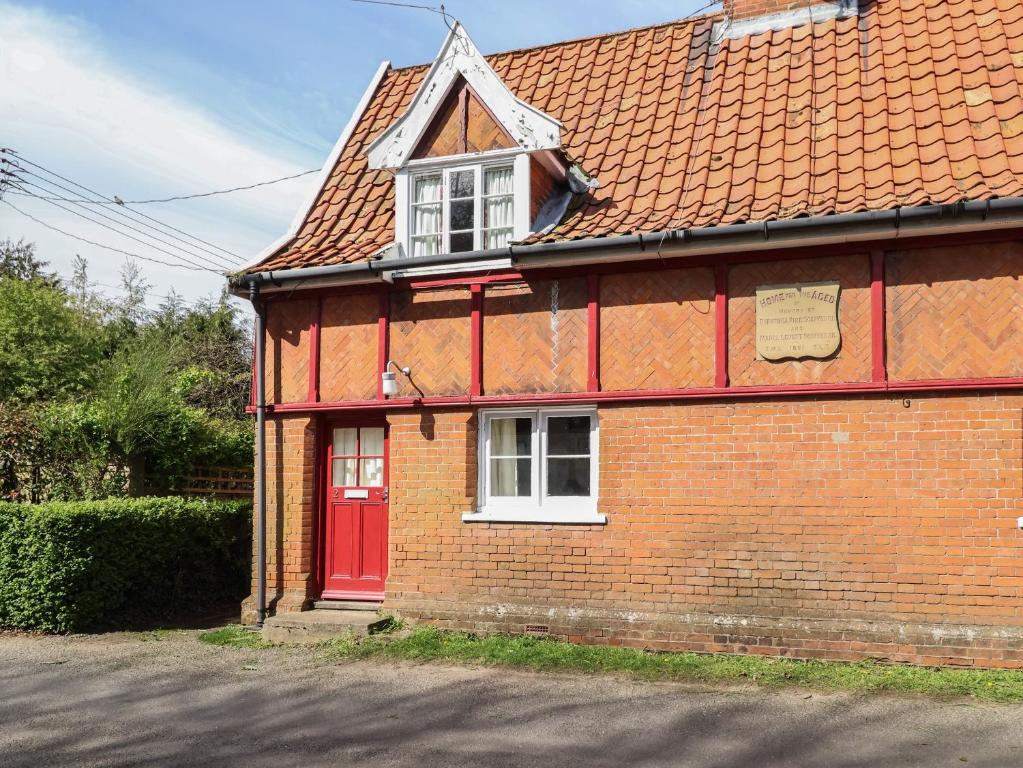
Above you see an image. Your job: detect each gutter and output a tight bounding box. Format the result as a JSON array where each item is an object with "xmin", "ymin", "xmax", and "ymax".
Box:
[{"xmin": 232, "ymin": 198, "xmax": 1023, "ymax": 293}]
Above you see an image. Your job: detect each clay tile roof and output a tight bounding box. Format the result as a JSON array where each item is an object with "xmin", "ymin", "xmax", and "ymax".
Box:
[{"xmin": 253, "ymin": 0, "xmax": 1023, "ymax": 272}]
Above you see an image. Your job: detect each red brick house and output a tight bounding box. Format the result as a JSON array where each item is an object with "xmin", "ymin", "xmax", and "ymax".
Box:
[{"xmin": 232, "ymin": 0, "xmax": 1023, "ymax": 666}]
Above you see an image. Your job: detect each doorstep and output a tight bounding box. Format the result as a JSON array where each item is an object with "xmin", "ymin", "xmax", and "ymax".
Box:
[{"xmin": 262, "ymin": 609, "xmax": 385, "ymax": 644}]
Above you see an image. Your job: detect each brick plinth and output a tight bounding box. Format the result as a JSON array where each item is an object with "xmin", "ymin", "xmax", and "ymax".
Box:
[{"xmin": 385, "ymin": 394, "xmax": 1023, "ymax": 668}]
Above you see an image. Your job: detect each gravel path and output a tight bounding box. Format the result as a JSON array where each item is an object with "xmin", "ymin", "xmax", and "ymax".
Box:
[{"xmin": 1, "ymin": 630, "xmax": 1021, "ymax": 767}]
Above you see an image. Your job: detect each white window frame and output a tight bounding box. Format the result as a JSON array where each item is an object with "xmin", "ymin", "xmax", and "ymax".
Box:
[
  {"xmin": 463, "ymin": 406, "xmax": 605, "ymax": 525},
  {"xmin": 396, "ymin": 149, "xmax": 530, "ymax": 259}
]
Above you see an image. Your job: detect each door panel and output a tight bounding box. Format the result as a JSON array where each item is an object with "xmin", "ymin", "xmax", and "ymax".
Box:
[
  {"xmin": 358, "ymin": 502, "xmax": 387, "ymax": 581},
  {"xmin": 321, "ymin": 424, "xmax": 388, "ymax": 600}
]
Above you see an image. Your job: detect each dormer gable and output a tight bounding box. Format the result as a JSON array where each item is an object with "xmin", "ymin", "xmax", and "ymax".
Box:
[
  {"xmin": 369, "ymin": 23, "xmax": 568, "ymax": 262},
  {"xmin": 366, "ymin": 23, "xmax": 561, "ymax": 170},
  {"xmin": 411, "ymin": 77, "xmax": 517, "ymax": 160}
]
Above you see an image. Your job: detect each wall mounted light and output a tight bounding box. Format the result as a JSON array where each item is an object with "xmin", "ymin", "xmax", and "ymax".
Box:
[{"xmin": 381, "ymin": 360, "xmax": 411, "ymax": 397}]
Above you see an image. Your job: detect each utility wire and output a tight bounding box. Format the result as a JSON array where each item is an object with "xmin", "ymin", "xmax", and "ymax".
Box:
[
  {"xmin": 11, "ymin": 173, "xmax": 237, "ymax": 271},
  {"xmin": 2, "ymin": 199, "xmax": 221, "ymax": 274},
  {"xmin": 9, "ymin": 167, "xmax": 319, "ymax": 205},
  {"xmin": 1, "ymin": 150, "xmax": 241, "ymax": 263},
  {"xmin": 7, "ymin": 186, "xmax": 223, "ymax": 273}
]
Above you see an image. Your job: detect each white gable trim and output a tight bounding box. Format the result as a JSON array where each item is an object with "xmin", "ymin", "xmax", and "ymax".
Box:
[
  {"xmin": 236, "ymin": 60, "xmax": 391, "ymax": 273},
  {"xmin": 366, "ymin": 23, "xmax": 561, "ymax": 170}
]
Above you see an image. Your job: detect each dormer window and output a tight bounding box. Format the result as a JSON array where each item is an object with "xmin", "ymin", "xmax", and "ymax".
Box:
[
  {"xmin": 410, "ymin": 163, "xmax": 515, "ymax": 256},
  {"xmin": 367, "ymin": 24, "xmax": 565, "ymax": 263}
]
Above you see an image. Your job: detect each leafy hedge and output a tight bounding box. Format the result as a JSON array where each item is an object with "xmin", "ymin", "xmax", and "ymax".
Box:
[{"xmin": 0, "ymin": 497, "xmax": 251, "ymax": 632}]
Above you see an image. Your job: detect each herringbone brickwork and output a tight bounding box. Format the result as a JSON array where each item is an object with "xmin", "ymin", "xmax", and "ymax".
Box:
[
  {"xmin": 729, "ymin": 255, "xmax": 872, "ymax": 386},
  {"xmin": 483, "ymin": 279, "xmax": 588, "ymax": 394},
  {"xmin": 319, "ymin": 293, "xmax": 378, "ymax": 402},
  {"xmin": 385, "ymin": 394, "xmax": 1023, "ymax": 667},
  {"xmin": 265, "ymin": 299, "xmax": 315, "ymax": 404},
  {"xmin": 887, "ymin": 244, "xmax": 1023, "ymax": 381},
  {"xmin": 600, "ymin": 268, "xmax": 716, "ymax": 391},
  {"xmin": 390, "ymin": 288, "xmax": 472, "ymax": 397}
]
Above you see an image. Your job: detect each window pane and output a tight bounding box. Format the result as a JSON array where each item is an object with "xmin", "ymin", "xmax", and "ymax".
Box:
[
  {"xmin": 360, "ymin": 427, "xmax": 384, "ymax": 457},
  {"xmin": 484, "ymin": 195, "xmax": 513, "ymax": 229},
  {"xmin": 360, "ymin": 458, "xmax": 383, "ymax": 487},
  {"xmin": 491, "ymin": 417, "xmax": 532, "ymax": 456},
  {"xmin": 547, "ymin": 416, "xmax": 591, "ymax": 455},
  {"xmin": 413, "ymin": 202, "xmax": 441, "ymax": 235},
  {"xmin": 450, "ymin": 169, "xmax": 474, "ymax": 198},
  {"xmin": 490, "ymin": 457, "xmax": 531, "ymax": 497},
  {"xmin": 333, "ymin": 428, "xmax": 357, "ymax": 456},
  {"xmin": 484, "ymin": 166, "xmax": 513, "ymax": 195},
  {"xmin": 414, "ymin": 174, "xmax": 442, "ymax": 203},
  {"xmin": 485, "ymin": 227, "xmax": 513, "ymax": 250},
  {"xmin": 450, "ymin": 199, "xmax": 474, "ymax": 231},
  {"xmin": 450, "ymin": 231, "xmax": 474, "ymax": 252},
  {"xmin": 332, "ymin": 458, "xmax": 357, "ymax": 487},
  {"xmin": 547, "ymin": 457, "xmax": 590, "ymax": 496},
  {"xmin": 411, "ymin": 234, "xmax": 440, "ymax": 257}
]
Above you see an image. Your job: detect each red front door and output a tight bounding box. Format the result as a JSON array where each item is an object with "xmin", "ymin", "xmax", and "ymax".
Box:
[{"xmin": 322, "ymin": 423, "xmax": 388, "ymax": 601}]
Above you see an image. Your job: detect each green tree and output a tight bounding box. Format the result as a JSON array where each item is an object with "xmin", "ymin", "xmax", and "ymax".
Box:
[
  {"xmin": 0, "ymin": 276, "xmax": 104, "ymax": 403},
  {"xmin": 0, "ymin": 239, "xmax": 54, "ymax": 283}
]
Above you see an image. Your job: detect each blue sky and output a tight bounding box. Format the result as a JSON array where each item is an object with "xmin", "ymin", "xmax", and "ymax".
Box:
[{"xmin": 1, "ymin": 0, "xmax": 719, "ymax": 308}]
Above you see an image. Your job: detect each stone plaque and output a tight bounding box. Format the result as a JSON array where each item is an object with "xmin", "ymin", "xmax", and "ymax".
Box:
[{"xmin": 756, "ymin": 281, "xmax": 841, "ymax": 361}]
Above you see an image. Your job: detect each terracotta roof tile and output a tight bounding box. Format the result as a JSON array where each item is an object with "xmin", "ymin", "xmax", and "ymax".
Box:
[{"xmin": 254, "ymin": 0, "xmax": 1023, "ymax": 272}]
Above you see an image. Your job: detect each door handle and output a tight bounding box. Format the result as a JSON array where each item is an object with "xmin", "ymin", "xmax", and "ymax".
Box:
[{"xmin": 382, "ymin": 486, "xmax": 389, "ymax": 502}]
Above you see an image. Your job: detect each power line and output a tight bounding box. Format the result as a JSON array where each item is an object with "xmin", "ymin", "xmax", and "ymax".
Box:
[
  {"xmin": 2, "ymin": 199, "xmax": 222, "ymax": 274},
  {"xmin": 8, "ymin": 186, "xmax": 224, "ymax": 273},
  {"xmin": 1, "ymin": 150, "xmax": 241, "ymax": 264},
  {"xmin": 11, "ymin": 173, "xmax": 236, "ymax": 271},
  {"xmin": 9, "ymin": 167, "xmax": 319, "ymax": 205},
  {"xmin": 349, "ymin": 0, "xmax": 448, "ymax": 17}
]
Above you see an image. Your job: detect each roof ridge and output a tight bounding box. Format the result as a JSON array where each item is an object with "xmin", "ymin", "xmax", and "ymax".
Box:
[{"xmin": 387, "ymin": 10, "xmax": 724, "ymax": 74}]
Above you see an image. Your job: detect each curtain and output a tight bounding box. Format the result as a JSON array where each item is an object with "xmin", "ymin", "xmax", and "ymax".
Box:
[
  {"xmin": 412, "ymin": 174, "xmax": 442, "ymax": 257},
  {"xmin": 490, "ymin": 418, "xmax": 520, "ymax": 496},
  {"xmin": 484, "ymin": 167, "xmax": 514, "ymax": 250}
]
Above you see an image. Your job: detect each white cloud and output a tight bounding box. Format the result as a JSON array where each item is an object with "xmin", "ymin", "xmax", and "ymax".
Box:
[{"xmin": 0, "ymin": 3, "xmax": 326, "ymax": 307}]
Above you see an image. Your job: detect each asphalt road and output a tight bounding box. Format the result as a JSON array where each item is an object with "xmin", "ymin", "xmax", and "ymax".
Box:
[{"xmin": 1, "ymin": 631, "xmax": 1021, "ymax": 768}]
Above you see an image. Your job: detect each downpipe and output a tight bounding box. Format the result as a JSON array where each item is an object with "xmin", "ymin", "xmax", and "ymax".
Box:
[{"xmin": 249, "ymin": 280, "xmax": 268, "ymax": 628}]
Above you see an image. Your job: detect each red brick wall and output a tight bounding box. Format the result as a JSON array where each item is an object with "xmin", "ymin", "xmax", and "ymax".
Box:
[
  {"xmin": 265, "ymin": 299, "xmax": 314, "ymax": 404},
  {"xmin": 242, "ymin": 415, "xmax": 318, "ymax": 622},
  {"xmin": 725, "ymin": 0, "xmax": 824, "ymax": 21},
  {"xmin": 385, "ymin": 395, "xmax": 1023, "ymax": 667},
  {"xmin": 319, "ymin": 293, "xmax": 378, "ymax": 402},
  {"xmin": 389, "ymin": 288, "xmax": 472, "ymax": 397},
  {"xmin": 728, "ymin": 254, "xmax": 872, "ymax": 386},
  {"xmin": 601, "ymin": 267, "xmax": 716, "ymax": 391},
  {"xmin": 887, "ymin": 243, "xmax": 1023, "ymax": 381},
  {"xmin": 483, "ymin": 279, "xmax": 588, "ymax": 395}
]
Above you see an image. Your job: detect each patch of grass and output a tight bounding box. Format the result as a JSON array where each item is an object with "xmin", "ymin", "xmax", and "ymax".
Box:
[
  {"xmin": 319, "ymin": 626, "xmax": 1023, "ymax": 703},
  {"xmin": 198, "ymin": 625, "xmax": 270, "ymax": 650},
  {"xmin": 369, "ymin": 614, "xmax": 406, "ymax": 635}
]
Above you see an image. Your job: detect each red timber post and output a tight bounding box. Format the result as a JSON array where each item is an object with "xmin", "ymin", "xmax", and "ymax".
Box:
[
  {"xmin": 470, "ymin": 283, "xmax": 483, "ymax": 397},
  {"xmin": 587, "ymin": 273, "xmax": 600, "ymax": 392},
  {"xmin": 714, "ymin": 261, "xmax": 729, "ymax": 389},
  {"xmin": 870, "ymin": 250, "xmax": 887, "ymax": 382},
  {"xmin": 308, "ymin": 298, "xmax": 321, "ymax": 403},
  {"xmin": 377, "ymin": 289, "xmax": 390, "ymax": 400}
]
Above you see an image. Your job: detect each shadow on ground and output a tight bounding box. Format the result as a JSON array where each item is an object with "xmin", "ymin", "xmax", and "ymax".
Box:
[{"xmin": 1, "ymin": 634, "xmax": 1020, "ymax": 768}]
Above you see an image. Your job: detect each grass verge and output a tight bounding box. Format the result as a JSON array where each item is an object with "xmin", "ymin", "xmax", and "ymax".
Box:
[
  {"xmin": 198, "ymin": 625, "xmax": 270, "ymax": 650},
  {"xmin": 315, "ymin": 626, "xmax": 1023, "ymax": 703}
]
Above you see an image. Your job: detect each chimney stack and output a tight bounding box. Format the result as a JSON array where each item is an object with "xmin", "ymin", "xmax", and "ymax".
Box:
[{"xmin": 724, "ymin": 0, "xmax": 853, "ymax": 23}]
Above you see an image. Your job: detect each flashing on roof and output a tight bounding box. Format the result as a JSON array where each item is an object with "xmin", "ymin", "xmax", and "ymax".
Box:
[{"xmin": 713, "ymin": 0, "xmax": 859, "ymax": 43}]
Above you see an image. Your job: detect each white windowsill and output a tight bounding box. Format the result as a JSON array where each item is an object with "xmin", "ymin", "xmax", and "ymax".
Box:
[{"xmin": 461, "ymin": 509, "xmax": 607, "ymax": 525}]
